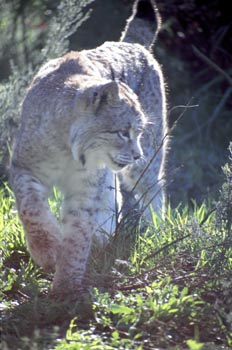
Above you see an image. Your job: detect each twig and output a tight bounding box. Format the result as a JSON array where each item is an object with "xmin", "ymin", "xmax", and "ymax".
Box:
[
  {"xmin": 168, "ymin": 103, "xmax": 198, "ymax": 121},
  {"xmin": 143, "ymin": 233, "xmax": 191, "ymax": 262},
  {"xmin": 117, "ymin": 100, "xmax": 198, "ymax": 228},
  {"xmin": 192, "ymin": 45, "xmax": 232, "ymax": 86},
  {"xmin": 180, "ymin": 87, "xmax": 232, "ymax": 144},
  {"xmin": 206, "ymin": 87, "xmax": 232, "ymax": 140},
  {"xmin": 116, "ymin": 133, "xmax": 168, "ymax": 227},
  {"xmin": 200, "ymin": 207, "xmax": 217, "ymax": 226},
  {"xmin": 168, "ymin": 100, "xmax": 199, "ymax": 132}
]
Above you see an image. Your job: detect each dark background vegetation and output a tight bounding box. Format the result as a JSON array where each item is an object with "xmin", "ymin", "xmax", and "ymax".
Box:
[{"xmin": 0, "ymin": 0, "xmax": 231, "ymax": 207}]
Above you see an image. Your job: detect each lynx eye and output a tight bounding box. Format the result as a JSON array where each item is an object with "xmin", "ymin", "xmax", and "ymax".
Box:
[{"xmin": 117, "ymin": 130, "xmax": 130, "ymax": 139}]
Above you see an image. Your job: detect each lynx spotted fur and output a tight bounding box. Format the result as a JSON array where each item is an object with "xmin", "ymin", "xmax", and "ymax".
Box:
[{"xmin": 10, "ymin": 0, "xmax": 167, "ymax": 296}]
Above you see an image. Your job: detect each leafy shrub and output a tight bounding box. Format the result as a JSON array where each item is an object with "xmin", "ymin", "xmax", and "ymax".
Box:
[
  {"xmin": 0, "ymin": 0, "xmax": 93, "ymax": 180},
  {"xmin": 216, "ymin": 142, "xmax": 232, "ymax": 235}
]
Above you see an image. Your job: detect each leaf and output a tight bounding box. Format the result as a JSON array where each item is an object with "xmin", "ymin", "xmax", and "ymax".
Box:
[
  {"xmin": 109, "ymin": 304, "xmax": 133, "ymax": 315},
  {"xmin": 186, "ymin": 339, "xmax": 204, "ymax": 350}
]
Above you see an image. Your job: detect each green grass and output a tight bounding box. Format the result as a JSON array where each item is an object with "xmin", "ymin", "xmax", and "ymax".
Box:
[{"xmin": 1, "ymin": 184, "xmax": 232, "ymax": 350}]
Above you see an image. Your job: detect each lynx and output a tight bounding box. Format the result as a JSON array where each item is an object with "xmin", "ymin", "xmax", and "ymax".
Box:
[{"xmin": 10, "ymin": 0, "xmax": 167, "ymax": 296}]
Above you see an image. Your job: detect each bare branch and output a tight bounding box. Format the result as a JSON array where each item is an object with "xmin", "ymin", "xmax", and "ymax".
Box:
[{"xmin": 192, "ymin": 45, "xmax": 232, "ymax": 86}]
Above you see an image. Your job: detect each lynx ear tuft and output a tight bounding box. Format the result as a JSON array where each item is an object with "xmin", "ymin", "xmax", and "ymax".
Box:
[{"xmin": 92, "ymin": 81, "xmax": 120, "ymax": 111}]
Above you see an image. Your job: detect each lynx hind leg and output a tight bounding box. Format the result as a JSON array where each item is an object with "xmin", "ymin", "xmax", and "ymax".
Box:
[{"xmin": 10, "ymin": 168, "xmax": 62, "ymax": 272}]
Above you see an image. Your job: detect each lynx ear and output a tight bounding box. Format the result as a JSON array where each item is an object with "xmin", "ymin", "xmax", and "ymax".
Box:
[{"xmin": 92, "ymin": 81, "xmax": 120, "ymax": 111}]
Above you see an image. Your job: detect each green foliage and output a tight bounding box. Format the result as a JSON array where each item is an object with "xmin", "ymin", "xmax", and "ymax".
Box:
[
  {"xmin": 216, "ymin": 142, "xmax": 232, "ymax": 234},
  {"xmin": 1, "ymin": 180, "xmax": 232, "ymax": 349},
  {"xmin": 186, "ymin": 339, "xmax": 204, "ymax": 350},
  {"xmin": 41, "ymin": 0, "xmax": 94, "ymax": 60},
  {"xmin": 0, "ymin": 0, "xmax": 93, "ymax": 179},
  {"xmin": 55, "ymin": 316, "xmax": 143, "ymax": 350}
]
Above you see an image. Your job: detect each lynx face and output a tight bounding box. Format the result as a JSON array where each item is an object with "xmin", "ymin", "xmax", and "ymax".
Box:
[
  {"xmin": 70, "ymin": 80, "xmax": 146, "ymax": 171},
  {"xmin": 101, "ymin": 126, "xmax": 144, "ymax": 172}
]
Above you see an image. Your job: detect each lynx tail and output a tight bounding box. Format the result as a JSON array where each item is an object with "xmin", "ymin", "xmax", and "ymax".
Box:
[{"xmin": 120, "ymin": 0, "xmax": 161, "ymax": 50}]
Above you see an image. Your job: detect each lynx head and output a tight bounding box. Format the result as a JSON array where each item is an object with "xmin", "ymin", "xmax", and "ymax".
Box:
[{"xmin": 69, "ymin": 78, "xmax": 146, "ymax": 171}]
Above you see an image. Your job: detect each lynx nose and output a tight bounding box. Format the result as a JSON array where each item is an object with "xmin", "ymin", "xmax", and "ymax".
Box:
[
  {"xmin": 132, "ymin": 145, "xmax": 142, "ymax": 160},
  {"xmin": 133, "ymin": 153, "xmax": 141, "ymax": 160}
]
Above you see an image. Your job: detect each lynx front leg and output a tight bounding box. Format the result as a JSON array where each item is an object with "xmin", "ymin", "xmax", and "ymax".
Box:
[
  {"xmin": 52, "ymin": 195, "xmax": 96, "ymax": 295},
  {"xmin": 10, "ymin": 168, "xmax": 62, "ymax": 271}
]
